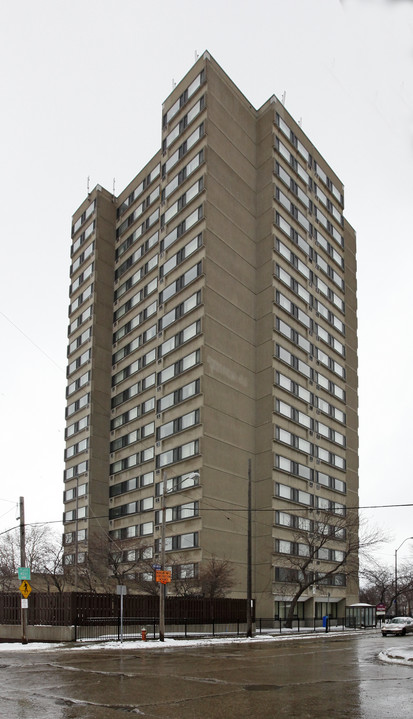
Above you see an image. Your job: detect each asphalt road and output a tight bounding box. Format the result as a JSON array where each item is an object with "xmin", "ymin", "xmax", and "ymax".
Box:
[{"xmin": 0, "ymin": 632, "xmax": 412, "ymax": 718}]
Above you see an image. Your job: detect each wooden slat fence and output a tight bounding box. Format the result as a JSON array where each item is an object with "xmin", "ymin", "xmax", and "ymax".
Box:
[{"xmin": 0, "ymin": 593, "xmax": 253, "ymax": 626}]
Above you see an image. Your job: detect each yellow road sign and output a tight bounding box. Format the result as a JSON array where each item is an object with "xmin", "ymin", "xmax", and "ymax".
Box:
[{"xmin": 19, "ymin": 580, "xmax": 32, "ymax": 598}]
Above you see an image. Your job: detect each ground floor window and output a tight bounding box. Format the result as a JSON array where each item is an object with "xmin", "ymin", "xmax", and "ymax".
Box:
[
  {"xmin": 315, "ymin": 601, "xmax": 338, "ymax": 619},
  {"xmin": 274, "ymin": 601, "xmax": 304, "ymax": 620}
]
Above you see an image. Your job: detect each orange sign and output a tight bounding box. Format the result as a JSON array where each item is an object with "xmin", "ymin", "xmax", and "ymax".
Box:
[{"xmin": 156, "ymin": 570, "xmax": 171, "ymax": 584}]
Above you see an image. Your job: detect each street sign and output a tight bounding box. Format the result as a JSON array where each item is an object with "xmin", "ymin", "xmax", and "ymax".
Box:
[
  {"xmin": 18, "ymin": 567, "xmax": 31, "ymax": 581},
  {"xmin": 19, "ymin": 581, "xmax": 32, "ymax": 598},
  {"xmin": 376, "ymin": 603, "xmax": 386, "ymax": 615},
  {"xmin": 152, "ymin": 563, "xmax": 161, "ymax": 570},
  {"xmin": 156, "ymin": 570, "xmax": 171, "ymax": 584},
  {"xmin": 116, "ymin": 585, "xmax": 127, "ymax": 596},
  {"xmin": 21, "ymin": 598, "xmax": 28, "ymax": 609}
]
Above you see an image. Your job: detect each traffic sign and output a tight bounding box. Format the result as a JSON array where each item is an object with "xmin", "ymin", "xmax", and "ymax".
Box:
[
  {"xmin": 18, "ymin": 567, "xmax": 31, "ymax": 581},
  {"xmin": 19, "ymin": 581, "xmax": 32, "ymax": 598},
  {"xmin": 156, "ymin": 570, "xmax": 171, "ymax": 584}
]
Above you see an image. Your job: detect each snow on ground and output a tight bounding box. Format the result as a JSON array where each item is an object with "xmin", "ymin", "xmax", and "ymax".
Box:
[
  {"xmin": 2, "ymin": 632, "xmax": 413, "ymax": 666},
  {"xmin": 0, "ymin": 629, "xmax": 358, "ymax": 653},
  {"xmin": 379, "ymin": 647, "xmax": 413, "ymax": 665}
]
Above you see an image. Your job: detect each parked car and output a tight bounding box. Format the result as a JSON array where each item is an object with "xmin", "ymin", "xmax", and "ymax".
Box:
[{"xmin": 382, "ymin": 617, "xmax": 413, "ymax": 636}]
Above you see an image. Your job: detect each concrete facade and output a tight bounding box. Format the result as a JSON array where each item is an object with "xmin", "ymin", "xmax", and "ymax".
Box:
[{"xmin": 63, "ymin": 52, "xmax": 359, "ymax": 617}]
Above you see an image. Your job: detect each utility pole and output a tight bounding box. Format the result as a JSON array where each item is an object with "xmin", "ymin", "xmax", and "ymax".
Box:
[
  {"xmin": 19, "ymin": 496, "xmax": 28, "ymax": 644},
  {"xmin": 246, "ymin": 459, "xmax": 252, "ymax": 637},
  {"xmin": 159, "ymin": 471, "xmax": 167, "ymax": 642}
]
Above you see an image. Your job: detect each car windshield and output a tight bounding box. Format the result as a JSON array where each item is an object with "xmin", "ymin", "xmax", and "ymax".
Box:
[{"xmin": 390, "ymin": 618, "xmax": 407, "ymax": 624}]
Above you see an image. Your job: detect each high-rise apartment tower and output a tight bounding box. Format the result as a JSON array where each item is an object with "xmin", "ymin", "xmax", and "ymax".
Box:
[{"xmin": 64, "ymin": 52, "xmax": 359, "ymax": 618}]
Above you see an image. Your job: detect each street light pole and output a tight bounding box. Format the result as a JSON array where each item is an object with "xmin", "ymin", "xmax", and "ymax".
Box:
[
  {"xmin": 159, "ymin": 471, "xmax": 167, "ymax": 642},
  {"xmin": 394, "ymin": 537, "xmax": 413, "ymax": 616},
  {"xmin": 246, "ymin": 459, "xmax": 252, "ymax": 638},
  {"xmin": 19, "ymin": 496, "xmax": 28, "ymax": 645}
]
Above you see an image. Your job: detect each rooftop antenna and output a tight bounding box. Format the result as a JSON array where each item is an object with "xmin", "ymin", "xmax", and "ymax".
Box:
[
  {"xmin": 194, "ymin": 50, "xmax": 199, "ymax": 61},
  {"xmin": 298, "ymin": 117, "xmax": 302, "ymax": 128},
  {"xmin": 282, "ymin": 91, "xmax": 286, "ymax": 106},
  {"xmin": 87, "ymin": 175, "xmax": 90, "ymax": 194},
  {"xmin": 172, "ymin": 78, "xmax": 176, "ymax": 89},
  {"xmin": 113, "ymin": 178, "xmax": 116, "ymax": 195}
]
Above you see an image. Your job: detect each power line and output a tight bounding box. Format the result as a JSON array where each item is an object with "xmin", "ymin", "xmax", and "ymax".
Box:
[
  {"xmin": 0, "ymin": 501, "xmax": 412, "ymax": 538},
  {"xmin": 0, "ymin": 310, "xmax": 64, "ymax": 373}
]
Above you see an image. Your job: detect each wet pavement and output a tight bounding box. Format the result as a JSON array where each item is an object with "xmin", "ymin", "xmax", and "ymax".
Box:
[{"xmin": 1, "ymin": 631, "xmax": 412, "ymax": 718}]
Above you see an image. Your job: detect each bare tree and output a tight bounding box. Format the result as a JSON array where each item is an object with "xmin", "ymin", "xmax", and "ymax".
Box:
[
  {"xmin": 71, "ymin": 529, "xmax": 153, "ymax": 593},
  {"xmin": 0, "ymin": 525, "xmax": 65, "ymax": 592},
  {"xmin": 360, "ymin": 560, "xmax": 413, "ymax": 615},
  {"xmin": 198, "ymin": 556, "xmax": 235, "ymax": 599},
  {"xmin": 274, "ymin": 510, "xmax": 385, "ymax": 627}
]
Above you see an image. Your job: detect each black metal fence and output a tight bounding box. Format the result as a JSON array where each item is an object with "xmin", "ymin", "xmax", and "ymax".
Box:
[
  {"xmin": 74, "ymin": 616, "xmax": 252, "ymax": 642},
  {"xmin": 73, "ymin": 615, "xmax": 348, "ymax": 642}
]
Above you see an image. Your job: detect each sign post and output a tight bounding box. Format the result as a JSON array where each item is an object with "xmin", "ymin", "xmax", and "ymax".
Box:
[
  {"xmin": 116, "ymin": 585, "xmax": 127, "ymax": 642},
  {"xmin": 19, "ymin": 497, "xmax": 28, "ymax": 644}
]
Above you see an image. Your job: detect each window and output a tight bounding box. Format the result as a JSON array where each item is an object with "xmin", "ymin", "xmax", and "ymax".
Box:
[
  {"xmin": 110, "ymin": 421, "xmax": 155, "ymax": 452},
  {"xmin": 70, "ymin": 263, "xmax": 94, "ymax": 296},
  {"xmin": 65, "ymin": 437, "xmax": 89, "ymax": 459},
  {"xmin": 157, "ymin": 409, "xmax": 200, "ymax": 440},
  {"xmin": 66, "ymin": 414, "xmax": 89, "ymax": 439},
  {"xmin": 275, "ymin": 457, "xmax": 314, "ymax": 483},
  {"xmin": 157, "ymin": 349, "xmax": 200, "ymax": 385},
  {"xmin": 275, "ymin": 212, "xmax": 311, "ymax": 256},
  {"xmin": 112, "ymin": 349, "xmax": 156, "ymax": 389},
  {"xmin": 158, "ymin": 291, "xmax": 201, "ymax": 332},
  {"xmin": 68, "ymin": 328, "xmax": 92, "ymax": 357},
  {"xmin": 163, "ymin": 124, "xmax": 205, "ymax": 176},
  {"xmin": 276, "ymin": 318, "xmax": 313, "ymax": 355},
  {"xmin": 111, "ymin": 372, "xmax": 156, "ymax": 410},
  {"xmin": 163, "ymin": 70, "xmax": 205, "ymax": 127},
  {"xmin": 117, "ymin": 165, "xmax": 161, "ymax": 219},
  {"xmin": 160, "ymin": 262, "xmax": 202, "ymax": 304},
  {"xmin": 158, "ymin": 319, "xmax": 201, "ymax": 358},
  {"xmin": 116, "ymin": 231, "xmax": 159, "ymax": 280},
  {"xmin": 275, "ymin": 480, "xmax": 314, "ymax": 505},
  {"xmin": 71, "ymin": 242, "xmax": 94, "ymax": 275},
  {"xmin": 155, "ymin": 501, "xmax": 199, "ymax": 524},
  {"xmin": 72, "ymin": 200, "xmax": 96, "ymax": 238},
  {"xmin": 155, "ymin": 532, "xmax": 198, "ymax": 552},
  {"xmin": 64, "ymin": 460, "xmax": 88, "ymax": 481},
  {"xmin": 111, "ymin": 397, "xmax": 155, "ymax": 430},
  {"xmin": 161, "ymin": 206, "xmax": 204, "ymax": 253},
  {"xmin": 109, "ymin": 496, "xmax": 154, "ymax": 519},
  {"xmin": 156, "ymin": 470, "xmax": 200, "ymax": 496},
  {"xmin": 156, "ymin": 440, "xmax": 199, "ymax": 468},
  {"xmin": 110, "ymin": 445, "xmax": 155, "ymax": 474},
  {"xmin": 110, "ymin": 472, "xmax": 154, "ymax": 498},
  {"xmin": 157, "ymin": 379, "xmax": 200, "ymax": 413},
  {"xmin": 67, "ymin": 371, "xmax": 90, "ymax": 398}
]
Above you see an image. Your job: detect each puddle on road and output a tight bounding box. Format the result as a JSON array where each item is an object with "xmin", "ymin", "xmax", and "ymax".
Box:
[{"xmin": 244, "ymin": 684, "xmax": 282, "ymax": 692}]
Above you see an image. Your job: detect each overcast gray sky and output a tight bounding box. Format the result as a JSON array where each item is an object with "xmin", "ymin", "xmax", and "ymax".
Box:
[{"xmin": 1, "ymin": 0, "xmax": 412, "ymax": 568}]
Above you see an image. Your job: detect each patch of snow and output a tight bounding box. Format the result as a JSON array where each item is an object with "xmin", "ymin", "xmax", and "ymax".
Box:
[
  {"xmin": 379, "ymin": 647, "xmax": 413, "ymax": 666},
  {"xmin": 0, "ymin": 630, "xmax": 361, "ymax": 653}
]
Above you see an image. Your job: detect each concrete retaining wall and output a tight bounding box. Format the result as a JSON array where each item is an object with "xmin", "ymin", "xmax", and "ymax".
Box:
[{"xmin": 0, "ymin": 625, "xmax": 75, "ymax": 643}]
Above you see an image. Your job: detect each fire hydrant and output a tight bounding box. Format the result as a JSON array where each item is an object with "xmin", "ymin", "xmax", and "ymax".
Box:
[{"xmin": 141, "ymin": 627, "xmax": 147, "ymax": 642}]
